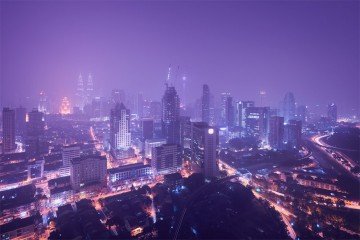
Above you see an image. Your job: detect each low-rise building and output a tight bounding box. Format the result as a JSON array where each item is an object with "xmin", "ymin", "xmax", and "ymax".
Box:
[
  {"xmin": 49, "ymin": 186, "xmax": 74, "ymax": 207},
  {"xmin": 108, "ymin": 163, "xmax": 152, "ymax": 191},
  {"xmin": 0, "ymin": 215, "xmax": 39, "ymax": 240}
]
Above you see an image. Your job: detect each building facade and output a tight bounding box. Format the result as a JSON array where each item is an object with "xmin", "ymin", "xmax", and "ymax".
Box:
[
  {"xmin": 70, "ymin": 155, "xmax": 107, "ymax": 191},
  {"xmin": 152, "ymin": 144, "xmax": 182, "ymax": 175}
]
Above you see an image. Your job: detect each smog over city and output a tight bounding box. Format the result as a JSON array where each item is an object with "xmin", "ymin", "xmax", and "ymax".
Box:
[{"xmin": 0, "ymin": 1, "xmax": 359, "ymax": 240}]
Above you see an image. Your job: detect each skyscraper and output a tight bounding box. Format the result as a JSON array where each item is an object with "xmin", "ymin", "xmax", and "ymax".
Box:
[
  {"xmin": 110, "ymin": 103, "xmax": 131, "ymax": 151},
  {"xmin": 191, "ymin": 122, "xmax": 219, "ymax": 178},
  {"xmin": 2, "ymin": 107, "xmax": 16, "ymax": 153},
  {"xmin": 76, "ymin": 73, "xmax": 85, "ymax": 110},
  {"xmin": 161, "ymin": 85, "xmax": 181, "ymax": 144},
  {"xmin": 141, "ymin": 118, "xmax": 154, "ymax": 141},
  {"xmin": 245, "ymin": 107, "xmax": 270, "ymax": 142},
  {"xmin": 283, "ymin": 92, "xmax": 296, "ymax": 123},
  {"xmin": 327, "ymin": 103, "xmax": 337, "ymax": 123},
  {"xmin": 241, "ymin": 101, "xmax": 255, "ymax": 128},
  {"xmin": 26, "ymin": 109, "xmax": 45, "ymax": 158},
  {"xmin": 220, "ymin": 93, "xmax": 234, "ymax": 127},
  {"xmin": 137, "ymin": 92, "xmax": 144, "ymax": 119},
  {"xmin": 202, "ymin": 84, "xmax": 210, "ymax": 124},
  {"xmin": 85, "ymin": 73, "xmax": 94, "ymax": 105},
  {"xmin": 150, "ymin": 101, "xmax": 162, "ymax": 122},
  {"xmin": 269, "ymin": 116, "xmax": 284, "ymax": 150},
  {"xmin": 38, "ymin": 91, "xmax": 48, "ymax": 114},
  {"xmin": 284, "ymin": 120, "xmax": 302, "ymax": 149}
]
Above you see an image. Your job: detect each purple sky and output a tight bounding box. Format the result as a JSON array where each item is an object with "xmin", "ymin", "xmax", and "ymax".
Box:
[{"xmin": 1, "ymin": 0, "xmax": 359, "ymax": 115}]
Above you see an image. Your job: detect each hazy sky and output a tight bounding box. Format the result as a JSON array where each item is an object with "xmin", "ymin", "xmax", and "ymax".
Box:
[{"xmin": 1, "ymin": 0, "xmax": 359, "ymax": 115}]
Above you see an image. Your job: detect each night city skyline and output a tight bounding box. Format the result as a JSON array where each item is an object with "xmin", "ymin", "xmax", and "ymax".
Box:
[
  {"xmin": 0, "ymin": 1, "xmax": 359, "ymax": 240},
  {"xmin": 1, "ymin": 1, "xmax": 359, "ymax": 117}
]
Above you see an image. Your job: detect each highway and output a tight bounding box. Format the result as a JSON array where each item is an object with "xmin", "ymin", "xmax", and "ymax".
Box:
[{"xmin": 308, "ymin": 135, "xmax": 359, "ymax": 179}]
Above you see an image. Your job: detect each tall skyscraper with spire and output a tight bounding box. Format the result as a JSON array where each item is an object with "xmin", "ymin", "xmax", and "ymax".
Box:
[
  {"xmin": 162, "ymin": 85, "xmax": 181, "ymax": 144},
  {"xmin": 76, "ymin": 74, "xmax": 85, "ymax": 110},
  {"xmin": 85, "ymin": 74, "xmax": 94, "ymax": 105},
  {"xmin": 75, "ymin": 73, "xmax": 94, "ymax": 110},
  {"xmin": 202, "ymin": 84, "xmax": 210, "ymax": 124}
]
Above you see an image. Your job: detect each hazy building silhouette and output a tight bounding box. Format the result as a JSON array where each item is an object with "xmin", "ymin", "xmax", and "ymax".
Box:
[
  {"xmin": 137, "ymin": 92, "xmax": 144, "ymax": 119},
  {"xmin": 296, "ymin": 105, "xmax": 307, "ymax": 124},
  {"xmin": 2, "ymin": 107, "xmax": 16, "ymax": 153},
  {"xmin": 111, "ymin": 89, "xmax": 126, "ymax": 105},
  {"xmin": 202, "ymin": 84, "xmax": 210, "ymax": 124},
  {"xmin": 26, "ymin": 109, "xmax": 45, "ymax": 158},
  {"xmin": 282, "ymin": 92, "xmax": 296, "ymax": 123},
  {"xmin": 15, "ymin": 106, "xmax": 26, "ymax": 138},
  {"xmin": 38, "ymin": 91, "xmax": 48, "ymax": 114},
  {"xmin": 327, "ymin": 103, "xmax": 337, "ymax": 123}
]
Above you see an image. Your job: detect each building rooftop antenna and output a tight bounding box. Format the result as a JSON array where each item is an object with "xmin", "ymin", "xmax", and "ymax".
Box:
[{"xmin": 166, "ymin": 64, "xmax": 172, "ymax": 88}]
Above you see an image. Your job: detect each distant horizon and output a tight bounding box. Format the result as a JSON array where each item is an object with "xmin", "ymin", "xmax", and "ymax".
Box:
[{"xmin": 1, "ymin": 0, "xmax": 359, "ymax": 117}]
